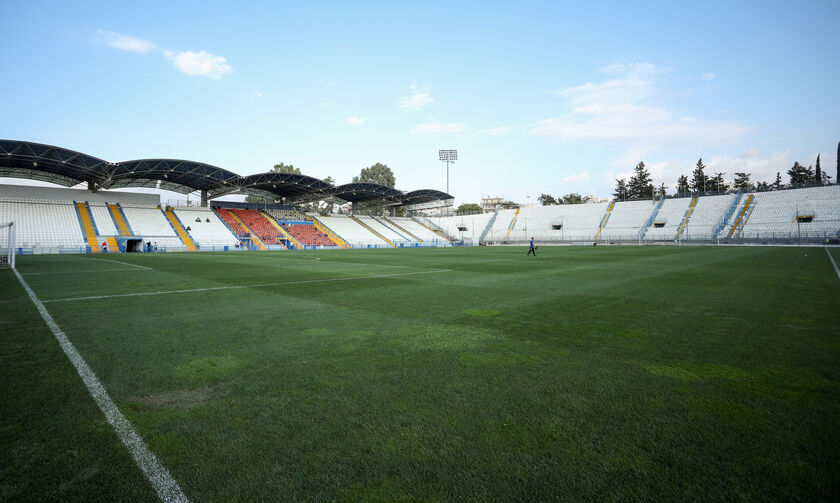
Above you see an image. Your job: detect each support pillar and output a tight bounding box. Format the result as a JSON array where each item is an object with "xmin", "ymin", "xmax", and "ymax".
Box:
[{"xmin": 201, "ymin": 190, "xmax": 208, "ymax": 207}]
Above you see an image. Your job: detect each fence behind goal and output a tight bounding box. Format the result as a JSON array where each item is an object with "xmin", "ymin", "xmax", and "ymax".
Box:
[{"xmin": 0, "ymin": 222, "xmax": 15, "ymax": 269}]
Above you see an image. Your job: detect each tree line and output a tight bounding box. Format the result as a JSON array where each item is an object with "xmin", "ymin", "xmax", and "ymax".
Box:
[
  {"xmin": 612, "ymin": 144, "xmax": 838, "ymax": 201},
  {"xmin": 244, "ymin": 161, "xmax": 397, "ymax": 214}
]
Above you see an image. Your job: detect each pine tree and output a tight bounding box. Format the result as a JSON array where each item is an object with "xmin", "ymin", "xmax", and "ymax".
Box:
[
  {"xmin": 774, "ymin": 172, "xmax": 782, "ymax": 189},
  {"xmin": 690, "ymin": 158, "xmax": 709, "ymax": 193},
  {"xmin": 787, "ymin": 162, "xmax": 811, "ymax": 185},
  {"xmin": 613, "ymin": 179, "xmax": 628, "ymax": 200},
  {"xmin": 710, "ymin": 172, "xmax": 726, "ymax": 194},
  {"xmin": 675, "ymin": 175, "xmax": 690, "ymax": 196},
  {"xmin": 815, "ymin": 154, "xmax": 822, "ymax": 185},
  {"xmin": 627, "ymin": 162, "xmax": 653, "ymax": 199},
  {"xmin": 733, "ymin": 172, "xmax": 753, "ymax": 191}
]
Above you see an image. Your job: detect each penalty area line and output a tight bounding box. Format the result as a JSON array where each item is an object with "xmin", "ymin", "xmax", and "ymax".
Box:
[
  {"xmin": 91, "ymin": 258, "xmax": 152, "ymax": 270},
  {"xmin": 12, "ymin": 269, "xmax": 189, "ymax": 503},
  {"xmin": 826, "ymin": 247, "xmax": 840, "ymax": 281},
  {"xmin": 43, "ymin": 269, "xmax": 452, "ymax": 303}
]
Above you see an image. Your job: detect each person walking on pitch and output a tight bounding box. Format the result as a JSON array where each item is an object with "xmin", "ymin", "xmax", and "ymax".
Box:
[{"xmin": 527, "ymin": 236, "xmax": 536, "ymax": 256}]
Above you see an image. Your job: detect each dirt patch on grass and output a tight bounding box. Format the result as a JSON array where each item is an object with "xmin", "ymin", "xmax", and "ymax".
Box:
[{"xmin": 135, "ymin": 383, "xmax": 230, "ymax": 409}]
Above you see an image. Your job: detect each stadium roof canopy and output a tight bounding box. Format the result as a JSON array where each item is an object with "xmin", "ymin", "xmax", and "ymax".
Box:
[
  {"xmin": 206, "ymin": 172, "xmax": 334, "ymax": 201},
  {"xmin": 0, "ymin": 139, "xmax": 453, "ymax": 207},
  {"xmin": 331, "ymin": 182, "xmax": 404, "ymax": 205}
]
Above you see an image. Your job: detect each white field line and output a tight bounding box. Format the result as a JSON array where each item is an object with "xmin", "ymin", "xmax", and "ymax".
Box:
[
  {"xmin": 43, "ymin": 269, "xmax": 452, "ymax": 304},
  {"xmin": 23, "ymin": 269, "xmax": 147, "ymax": 276},
  {"xmin": 91, "ymin": 258, "xmax": 152, "ymax": 270},
  {"xmin": 12, "ymin": 269, "xmax": 189, "ymax": 503},
  {"xmin": 826, "ymin": 247, "xmax": 840, "ymax": 281}
]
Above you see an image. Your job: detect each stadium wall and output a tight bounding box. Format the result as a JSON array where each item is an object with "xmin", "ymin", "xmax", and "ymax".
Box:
[{"xmin": 0, "ymin": 183, "xmax": 159, "ymax": 205}]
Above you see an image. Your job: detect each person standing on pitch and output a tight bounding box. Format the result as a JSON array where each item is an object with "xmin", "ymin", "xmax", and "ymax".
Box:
[{"xmin": 527, "ymin": 236, "xmax": 536, "ymax": 256}]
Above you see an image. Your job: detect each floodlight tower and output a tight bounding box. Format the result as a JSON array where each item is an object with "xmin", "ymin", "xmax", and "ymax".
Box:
[{"xmin": 439, "ymin": 149, "xmax": 458, "ymax": 194}]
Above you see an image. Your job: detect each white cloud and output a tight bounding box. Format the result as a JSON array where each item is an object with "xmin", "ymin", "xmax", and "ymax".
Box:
[
  {"xmin": 561, "ymin": 172, "xmax": 591, "ymax": 183},
  {"xmin": 399, "ymin": 85, "xmax": 434, "ymax": 110},
  {"xmin": 701, "ymin": 73, "xmax": 716, "ymax": 80},
  {"xmin": 534, "ymin": 62, "xmax": 750, "ymax": 145},
  {"xmin": 97, "ymin": 30, "xmax": 156, "ymax": 53},
  {"xmin": 253, "ymin": 90, "xmax": 263, "ymax": 99},
  {"xmin": 411, "ymin": 122, "xmax": 465, "ymax": 134},
  {"xmin": 165, "ymin": 50, "xmax": 233, "ymax": 79},
  {"xmin": 344, "ymin": 117, "xmax": 366, "ymax": 126}
]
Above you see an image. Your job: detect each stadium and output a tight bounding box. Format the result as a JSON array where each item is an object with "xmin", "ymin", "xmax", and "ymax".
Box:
[
  {"xmin": 3, "ymin": 3, "xmax": 840, "ymax": 502},
  {"xmin": 2, "ymin": 138, "xmax": 839, "ymax": 501}
]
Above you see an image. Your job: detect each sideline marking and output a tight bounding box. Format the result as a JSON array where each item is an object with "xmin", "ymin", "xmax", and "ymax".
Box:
[
  {"xmin": 826, "ymin": 247, "xmax": 840, "ymax": 281},
  {"xmin": 312, "ymin": 257, "xmax": 320, "ymax": 261},
  {"xmin": 43, "ymin": 269, "xmax": 452, "ymax": 303},
  {"xmin": 91, "ymin": 258, "xmax": 152, "ymax": 270},
  {"xmin": 12, "ymin": 269, "xmax": 189, "ymax": 503}
]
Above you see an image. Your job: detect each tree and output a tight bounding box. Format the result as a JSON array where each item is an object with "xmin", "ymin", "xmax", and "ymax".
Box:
[
  {"xmin": 756, "ymin": 181, "xmax": 770, "ymax": 191},
  {"xmin": 245, "ymin": 162, "xmax": 303, "ymax": 202},
  {"xmin": 733, "ymin": 172, "xmax": 753, "ymax": 192},
  {"xmin": 353, "ymin": 162, "xmax": 396, "ymax": 187},
  {"xmin": 815, "ymin": 154, "xmax": 822, "ymax": 185},
  {"xmin": 456, "ymin": 203, "xmax": 482, "ymax": 214},
  {"xmin": 837, "ymin": 142, "xmax": 839, "ymax": 184},
  {"xmin": 787, "ymin": 162, "xmax": 812, "ymax": 185},
  {"xmin": 560, "ymin": 193, "xmax": 583, "ymax": 204},
  {"xmin": 709, "ymin": 172, "xmax": 726, "ymax": 194},
  {"xmin": 675, "ymin": 175, "xmax": 690, "ymax": 196},
  {"xmin": 656, "ymin": 183, "xmax": 668, "ymax": 198},
  {"xmin": 538, "ymin": 194, "xmax": 557, "ymax": 206},
  {"xmin": 613, "ymin": 178, "xmax": 628, "ymax": 200},
  {"xmin": 774, "ymin": 172, "xmax": 782, "ymax": 189},
  {"xmin": 690, "ymin": 158, "xmax": 709, "ymax": 193},
  {"xmin": 627, "ymin": 162, "xmax": 653, "ymax": 199},
  {"xmin": 272, "ymin": 163, "xmax": 301, "ymax": 174}
]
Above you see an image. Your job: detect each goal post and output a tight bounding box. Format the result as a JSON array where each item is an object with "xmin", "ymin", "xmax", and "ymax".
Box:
[{"xmin": 0, "ymin": 222, "xmax": 15, "ymax": 269}]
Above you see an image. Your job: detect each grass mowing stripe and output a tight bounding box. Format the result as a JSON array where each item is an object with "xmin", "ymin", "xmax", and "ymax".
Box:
[
  {"xmin": 826, "ymin": 247, "xmax": 840, "ymax": 281},
  {"xmin": 42, "ymin": 268, "xmax": 453, "ymax": 303},
  {"xmin": 23, "ymin": 269, "xmax": 148, "ymax": 276},
  {"xmin": 12, "ymin": 268, "xmax": 190, "ymax": 503},
  {"xmin": 91, "ymin": 258, "xmax": 152, "ymax": 270}
]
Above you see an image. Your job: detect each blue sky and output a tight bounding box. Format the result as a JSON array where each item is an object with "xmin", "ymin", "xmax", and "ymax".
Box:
[{"xmin": 2, "ymin": 0, "xmax": 839, "ymax": 205}]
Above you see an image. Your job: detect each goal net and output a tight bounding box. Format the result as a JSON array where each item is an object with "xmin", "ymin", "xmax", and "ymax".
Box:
[{"xmin": 0, "ymin": 222, "xmax": 15, "ymax": 269}]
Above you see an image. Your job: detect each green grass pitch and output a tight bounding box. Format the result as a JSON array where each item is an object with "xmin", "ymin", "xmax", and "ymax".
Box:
[{"xmin": 2, "ymin": 246, "xmax": 839, "ymax": 501}]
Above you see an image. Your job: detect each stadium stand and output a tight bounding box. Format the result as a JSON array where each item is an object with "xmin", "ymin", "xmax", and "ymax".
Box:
[
  {"xmin": 262, "ymin": 209, "xmax": 334, "ymax": 248},
  {"xmin": 0, "ymin": 197, "xmax": 86, "ymax": 250},
  {"xmin": 230, "ymin": 209, "xmax": 281, "ymax": 249},
  {"xmin": 600, "ymin": 200, "xmax": 658, "ymax": 241},
  {"xmin": 682, "ymin": 193, "xmax": 737, "ymax": 240},
  {"xmin": 354, "ymin": 216, "xmax": 400, "ymax": 246},
  {"xmin": 431, "ymin": 212, "xmax": 494, "ymax": 243},
  {"xmin": 120, "ymin": 205, "xmax": 184, "ymax": 251},
  {"xmin": 737, "ymin": 185, "xmax": 840, "ymax": 240},
  {"xmin": 173, "ymin": 207, "xmax": 239, "ymax": 250},
  {"xmin": 511, "ymin": 202, "xmax": 609, "ymax": 242},
  {"xmin": 315, "ymin": 215, "xmax": 391, "ymax": 247},
  {"xmin": 385, "ymin": 217, "xmax": 441, "ymax": 243},
  {"xmin": 2, "ymin": 184, "xmax": 839, "ymax": 253},
  {"xmin": 89, "ymin": 202, "xmax": 118, "ymax": 236},
  {"xmin": 643, "ymin": 198, "xmax": 692, "ymax": 241},
  {"xmin": 215, "ymin": 208, "xmax": 249, "ymax": 237}
]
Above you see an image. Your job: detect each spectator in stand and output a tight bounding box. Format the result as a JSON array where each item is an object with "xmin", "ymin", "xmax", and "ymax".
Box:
[{"xmin": 101, "ymin": 241, "xmax": 107, "ymax": 253}]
